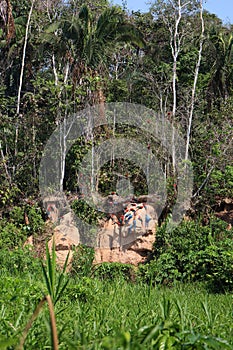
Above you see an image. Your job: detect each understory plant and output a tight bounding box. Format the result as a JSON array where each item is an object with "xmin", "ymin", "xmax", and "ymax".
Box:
[
  {"xmin": 17, "ymin": 241, "xmax": 69, "ymax": 349},
  {"xmin": 138, "ymin": 216, "xmax": 233, "ymax": 291}
]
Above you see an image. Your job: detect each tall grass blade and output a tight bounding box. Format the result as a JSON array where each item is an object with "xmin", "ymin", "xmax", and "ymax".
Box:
[
  {"xmin": 160, "ymin": 296, "xmax": 171, "ymax": 321},
  {"xmin": 41, "ymin": 261, "xmax": 52, "ymax": 297},
  {"xmin": 46, "ymin": 240, "xmax": 56, "ymax": 301},
  {"xmin": 0, "ymin": 339, "xmax": 17, "ymax": 349},
  {"xmin": 55, "ymin": 251, "xmax": 70, "ymax": 304},
  {"xmin": 46, "ymin": 295, "xmax": 59, "ymax": 350},
  {"xmin": 17, "ymin": 297, "xmax": 46, "ymax": 350},
  {"xmin": 140, "ymin": 324, "xmax": 162, "ymax": 344}
]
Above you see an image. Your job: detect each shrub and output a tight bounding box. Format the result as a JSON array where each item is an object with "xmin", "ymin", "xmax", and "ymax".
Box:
[
  {"xmin": 0, "ymin": 221, "xmax": 27, "ymax": 249},
  {"xmin": 138, "ymin": 217, "xmax": 233, "ymax": 291},
  {"xmin": 93, "ymin": 262, "xmax": 135, "ymax": 281},
  {"xmin": 0, "ymin": 204, "xmax": 45, "ymax": 251},
  {"xmin": 71, "ymin": 199, "xmax": 105, "ymax": 225},
  {"xmin": 9, "ymin": 204, "xmax": 45, "ymax": 235},
  {"xmin": 65, "ymin": 278, "xmax": 96, "ymax": 303},
  {"xmin": 0, "ymin": 246, "xmax": 41, "ymax": 276},
  {"xmin": 70, "ymin": 245, "xmax": 95, "ymax": 277}
]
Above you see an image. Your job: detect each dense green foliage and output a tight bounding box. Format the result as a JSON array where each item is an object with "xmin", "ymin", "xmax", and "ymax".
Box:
[
  {"xmin": 0, "ymin": 207, "xmax": 232, "ymax": 348},
  {"xmin": 0, "ymin": 241, "xmax": 233, "ymax": 349},
  {"xmin": 93, "ymin": 262, "xmax": 135, "ymax": 281},
  {"xmin": 138, "ymin": 217, "xmax": 233, "ymax": 291},
  {"xmin": 0, "ymin": 206, "xmax": 232, "ymax": 348},
  {"xmin": 0, "ymin": 0, "xmax": 232, "ymax": 209},
  {"xmin": 0, "ymin": 1, "xmax": 232, "ymax": 348},
  {"xmin": 0, "ymin": 204, "xmax": 45, "ymax": 250},
  {"xmin": 70, "ymin": 244, "xmax": 95, "ymax": 277},
  {"xmin": 0, "ymin": 263, "xmax": 232, "ymax": 349}
]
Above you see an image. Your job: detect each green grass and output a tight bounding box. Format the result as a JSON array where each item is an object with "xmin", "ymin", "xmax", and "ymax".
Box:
[{"xmin": 0, "ymin": 273, "xmax": 232, "ymax": 349}]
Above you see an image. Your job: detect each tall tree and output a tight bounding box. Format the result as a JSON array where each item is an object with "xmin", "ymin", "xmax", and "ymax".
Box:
[
  {"xmin": 40, "ymin": 4, "xmax": 145, "ymax": 191},
  {"xmin": 207, "ymin": 28, "xmax": 233, "ymax": 103}
]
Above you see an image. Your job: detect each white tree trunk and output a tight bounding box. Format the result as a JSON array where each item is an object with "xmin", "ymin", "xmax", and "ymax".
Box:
[
  {"xmin": 167, "ymin": 0, "xmax": 183, "ymax": 172},
  {"xmin": 171, "ymin": 0, "xmax": 182, "ymax": 120},
  {"xmin": 0, "ymin": 140, "xmax": 12, "ymax": 184},
  {"xmin": 15, "ymin": 0, "xmax": 35, "ymax": 158},
  {"xmin": 185, "ymin": 0, "xmax": 204, "ymax": 161}
]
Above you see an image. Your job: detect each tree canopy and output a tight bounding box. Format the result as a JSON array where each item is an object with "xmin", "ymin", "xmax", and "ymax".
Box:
[{"xmin": 0, "ymin": 0, "xmax": 232, "ymax": 218}]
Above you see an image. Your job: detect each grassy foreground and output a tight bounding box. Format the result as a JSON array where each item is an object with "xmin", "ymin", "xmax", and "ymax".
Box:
[{"xmin": 0, "ymin": 272, "xmax": 232, "ymax": 349}]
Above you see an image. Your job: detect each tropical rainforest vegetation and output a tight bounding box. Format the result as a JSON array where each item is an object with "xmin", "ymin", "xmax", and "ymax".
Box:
[{"xmin": 0, "ymin": 0, "xmax": 232, "ymax": 348}]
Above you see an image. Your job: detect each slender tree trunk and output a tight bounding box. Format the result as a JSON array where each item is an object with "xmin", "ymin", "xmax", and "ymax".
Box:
[
  {"xmin": 52, "ymin": 54, "xmax": 58, "ymax": 86},
  {"xmin": 59, "ymin": 112, "xmax": 74, "ymax": 192},
  {"xmin": 15, "ymin": 0, "xmax": 35, "ymax": 160},
  {"xmin": 6, "ymin": 0, "xmax": 15, "ymax": 42},
  {"xmin": 91, "ymin": 132, "xmax": 95, "ymax": 192},
  {"xmin": 32, "ymin": 114, "xmax": 37, "ymax": 178},
  {"xmin": 0, "ymin": 140, "xmax": 12, "ymax": 185},
  {"xmin": 185, "ymin": 0, "xmax": 204, "ymax": 161},
  {"xmin": 171, "ymin": 1, "xmax": 181, "ymax": 119},
  {"xmin": 59, "ymin": 122, "xmax": 66, "ymax": 192},
  {"xmin": 168, "ymin": 0, "xmax": 182, "ymax": 172},
  {"xmin": 56, "ymin": 54, "xmax": 70, "ymax": 191}
]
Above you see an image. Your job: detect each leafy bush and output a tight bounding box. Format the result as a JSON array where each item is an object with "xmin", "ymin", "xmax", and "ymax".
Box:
[
  {"xmin": 71, "ymin": 199, "xmax": 105, "ymax": 225},
  {"xmin": 0, "ymin": 222, "xmax": 27, "ymax": 249},
  {"xmin": 0, "ymin": 202, "xmax": 47, "ymax": 275},
  {"xmin": 93, "ymin": 262, "xmax": 135, "ymax": 281},
  {"xmin": 210, "ymin": 165, "xmax": 233, "ymax": 197},
  {"xmin": 25, "ymin": 205, "xmax": 45, "ymax": 234},
  {"xmin": 138, "ymin": 217, "xmax": 233, "ymax": 291},
  {"xmin": 0, "ymin": 204, "xmax": 45, "ymax": 250},
  {"xmin": 0, "ymin": 246, "xmax": 41, "ymax": 276},
  {"xmin": 70, "ymin": 245, "xmax": 95, "ymax": 277},
  {"xmin": 9, "ymin": 204, "xmax": 45, "ymax": 235},
  {"xmin": 0, "ymin": 186, "xmax": 20, "ymax": 209},
  {"xmin": 66, "ymin": 278, "xmax": 96, "ymax": 303}
]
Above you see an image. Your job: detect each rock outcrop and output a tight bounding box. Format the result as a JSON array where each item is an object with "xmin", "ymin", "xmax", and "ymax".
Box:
[
  {"xmin": 94, "ymin": 231, "xmax": 155, "ymax": 266},
  {"xmin": 47, "ymin": 212, "xmax": 80, "ymax": 267},
  {"xmin": 40, "ymin": 195, "xmax": 159, "ymax": 267},
  {"xmin": 215, "ymin": 197, "xmax": 233, "ymax": 225},
  {"xmin": 94, "ymin": 201, "xmax": 157, "ymax": 265},
  {"xmin": 24, "ymin": 194, "xmax": 233, "ymax": 268}
]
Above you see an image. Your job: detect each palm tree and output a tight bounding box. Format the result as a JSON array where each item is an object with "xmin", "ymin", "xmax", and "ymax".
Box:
[
  {"xmin": 207, "ymin": 29, "xmax": 233, "ymax": 104},
  {"xmin": 40, "ymin": 4, "xmax": 145, "ymax": 192},
  {"xmin": 41, "ymin": 4, "xmax": 145, "ymax": 104}
]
